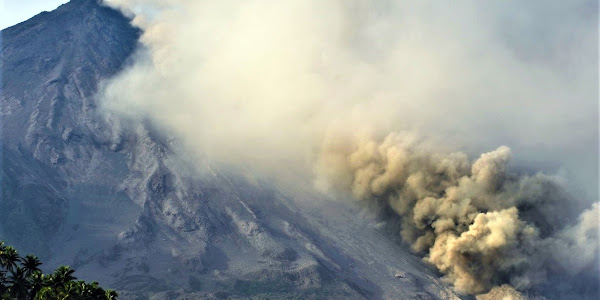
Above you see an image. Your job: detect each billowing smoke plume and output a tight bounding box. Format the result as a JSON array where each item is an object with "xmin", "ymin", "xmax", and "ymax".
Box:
[
  {"xmin": 317, "ymin": 132, "xmax": 599, "ymax": 294},
  {"xmin": 100, "ymin": 0, "xmax": 599, "ymax": 297}
]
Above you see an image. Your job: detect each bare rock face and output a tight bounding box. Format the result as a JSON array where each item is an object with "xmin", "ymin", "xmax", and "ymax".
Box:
[{"xmin": 0, "ymin": 1, "xmax": 461, "ymax": 299}]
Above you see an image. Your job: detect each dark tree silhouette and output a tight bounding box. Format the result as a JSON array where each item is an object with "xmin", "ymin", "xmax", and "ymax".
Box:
[
  {"xmin": 0, "ymin": 241, "xmax": 117, "ymax": 300},
  {"xmin": 20, "ymin": 256, "xmax": 42, "ymax": 277},
  {"xmin": 7, "ymin": 267, "xmax": 29, "ymax": 299},
  {"xmin": 0, "ymin": 247, "xmax": 20, "ymax": 273},
  {"xmin": 27, "ymin": 271, "xmax": 44, "ymax": 299}
]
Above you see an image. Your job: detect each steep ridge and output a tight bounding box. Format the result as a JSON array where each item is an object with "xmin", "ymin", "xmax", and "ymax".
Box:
[
  {"xmin": 0, "ymin": 1, "xmax": 460, "ymax": 299},
  {"xmin": 1, "ymin": 0, "xmax": 141, "ymax": 255}
]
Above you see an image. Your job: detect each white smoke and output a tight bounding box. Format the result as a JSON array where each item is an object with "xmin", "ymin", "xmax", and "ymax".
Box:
[{"xmin": 100, "ymin": 0, "xmax": 599, "ymax": 296}]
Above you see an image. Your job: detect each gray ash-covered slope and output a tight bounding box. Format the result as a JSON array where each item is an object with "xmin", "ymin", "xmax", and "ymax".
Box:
[
  {"xmin": 0, "ymin": 0, "xmax": 140, "ymax": 255},
  {"xmin": 0, "ymin": 1, "xmax": 459, "ymax": 299}
]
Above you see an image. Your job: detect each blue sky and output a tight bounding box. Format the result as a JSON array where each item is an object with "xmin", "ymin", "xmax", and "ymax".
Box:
[{"xmin": 0, "ymin": 0, "xmax": 68, "ymax": 30}]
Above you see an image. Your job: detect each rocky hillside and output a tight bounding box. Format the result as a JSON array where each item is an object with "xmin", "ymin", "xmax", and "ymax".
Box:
[{"xmin": 1, "ymin": 1, "xmax": 462, "ymax": 299}]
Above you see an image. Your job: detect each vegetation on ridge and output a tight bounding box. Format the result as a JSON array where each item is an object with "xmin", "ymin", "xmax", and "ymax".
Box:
[{"xmin": 0, "ymin": 241, "xmax": 117, "ymax": 300}]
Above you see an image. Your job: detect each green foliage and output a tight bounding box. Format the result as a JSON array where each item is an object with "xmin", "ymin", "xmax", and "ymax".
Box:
[{"xmin": 0, "ymin": 241, "xmax": 117, "ymax": 300}]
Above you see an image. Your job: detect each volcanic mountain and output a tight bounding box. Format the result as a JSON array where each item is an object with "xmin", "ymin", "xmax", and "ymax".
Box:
[{"xmin": 1, "ymin": 1, "xmax": 461, "ymax": 299}]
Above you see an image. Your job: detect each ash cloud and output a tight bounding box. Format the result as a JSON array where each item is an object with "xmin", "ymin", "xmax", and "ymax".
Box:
[
  {"xmin": 317, "ymin": 132, "xmax": 599, "ymax": 295},
  {"xmin": 100, "ymin": 0, "xmax": 599, "ymax": 297}
]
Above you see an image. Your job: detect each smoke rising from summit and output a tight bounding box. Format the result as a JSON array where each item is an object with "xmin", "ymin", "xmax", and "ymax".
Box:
[{"xmin": 100, "ymin": 0, "xmax": 599, "ymax": 297}]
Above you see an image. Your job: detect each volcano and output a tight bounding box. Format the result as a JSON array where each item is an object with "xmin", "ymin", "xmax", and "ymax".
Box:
[{"xmin": 0, "ymin": 1, "xmax": 462, "ymax": 299}]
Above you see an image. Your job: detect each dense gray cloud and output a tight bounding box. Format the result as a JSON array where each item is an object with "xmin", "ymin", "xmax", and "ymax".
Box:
[
  {"xmin": 317, "ymin": 132, "xmax": 599, "ymax": 294},
  {"xmin": 100, "ymin": 0, "xmax": 599, "ymax": 296}
]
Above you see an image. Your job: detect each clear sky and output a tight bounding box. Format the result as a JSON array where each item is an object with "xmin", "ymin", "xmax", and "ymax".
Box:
[{"xmin": 0, "ymin": 0, "xmax": 68, "ymax": 30}]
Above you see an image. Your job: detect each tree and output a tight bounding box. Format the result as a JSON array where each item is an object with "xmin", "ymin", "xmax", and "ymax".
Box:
[
  {"xmin": 105, "ymin": 289, "xmax": 119, "ymax": 300},
  {"xmin": 0, "ymin": 270, "xmax": 7, "ymax": 298},
  {"xmin": 0, "ymin": 247, "xmax": 20, "ymax": 273},
  {"xmin": 21, "ymin": 255, "xmax": 42, "ymax": 277},
  {"xmin": 51, "ymin": 266, "xmax": 77, "ymax": 289},
  {"xmin": 0, "ymin": 240, "xmax": 118, "ymax": 300},
  {"xmin": 7, "ymin": 267, "xmax": 30, "ymax": 299},
  {"xmin": 27, "ymin": 271, "xmax": 45, "ymax": 299}
]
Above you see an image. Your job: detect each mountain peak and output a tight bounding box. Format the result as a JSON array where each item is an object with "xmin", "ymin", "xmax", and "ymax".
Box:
[
  {"xmin": 2, "ymin": 0, "xmax": 115, "ymax": 33},
  {"xmin": 1, "ymin": 0, "xmax": 140, "ymax": 164},
  {"xmin": 1, "ymin": 0, "xmax": 140, "ymax": 99},
  {"xmin": 54, "ymin": 0, "xmax": 116, "ymax": 15}
]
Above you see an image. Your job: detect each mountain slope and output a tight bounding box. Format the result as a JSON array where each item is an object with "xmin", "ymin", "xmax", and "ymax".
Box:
[
  {"xmin": 0, "ymin": 1, "xmax": 460, "ymax": 299},
  {"xmin": 1, "ymin": 0, "xmax": 140, "ymax": 255}
]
